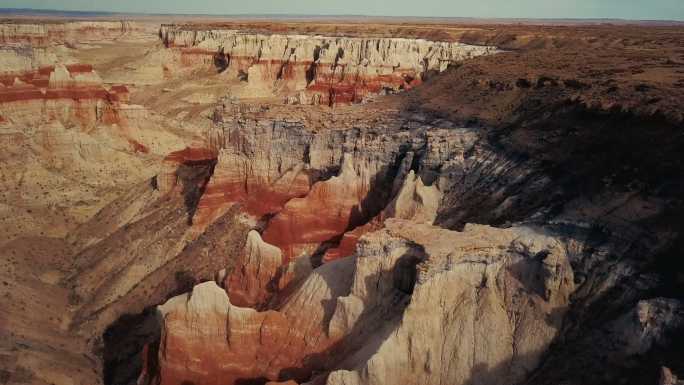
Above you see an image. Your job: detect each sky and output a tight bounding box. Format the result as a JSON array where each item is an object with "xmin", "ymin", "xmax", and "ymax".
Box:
[{"xmin": 1, "ymin": 0, "xmax": 682, "ymax": 21}]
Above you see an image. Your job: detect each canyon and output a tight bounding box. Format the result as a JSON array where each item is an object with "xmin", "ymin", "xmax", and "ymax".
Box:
[{"xmin": 0, "ymin": 15, "xmax": 683, "ymax": 385}]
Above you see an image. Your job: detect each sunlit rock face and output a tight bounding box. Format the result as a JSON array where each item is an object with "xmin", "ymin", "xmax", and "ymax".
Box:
[
  {"xmin": 0, "ymin": 61, "xmax": 114, "ymax": 126},
  {"xmin": 224, "ymin": 230, "xmax": 282, "ymax": 308},
  {"xmin": 159, "ymin": 25, "xmax": 499, "ymax": 104},
  {"xmin": 325, "ymin": 219, "xmax": 575, "ymax": 385},
  {"xmin": 153, "ymin": 257, "xmax": 356, "ymax": 385},
  {"xmin": 321, "ymin": 169, "xmax": 442, "ymax": 263},
  {"xmin": 261, "ymin": 154, "xmax": 372, "ymax": 262},
  {"xmin": 0, "ymin": 21, "xmax": 154, "ymax": 46},
  {"xmin": 0, "ymin": 43, "xmax": 139, "ymax": 132},
  {"xmin": 150, "ymin": 217, "xmax": 576, "ymax": 385},
  {"xmin": 0, "ymin": 37, "xmax": 192, "ymax": 245}
]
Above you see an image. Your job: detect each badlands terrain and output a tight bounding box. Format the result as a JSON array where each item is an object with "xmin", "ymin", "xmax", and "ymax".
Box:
[{"xmin": 0, "ymin": 16, "xmax": 683, "ymax": 385}]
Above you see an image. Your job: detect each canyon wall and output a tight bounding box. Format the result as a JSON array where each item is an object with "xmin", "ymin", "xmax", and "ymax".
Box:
[
  {"xmin": 135, "ymin": 88, "xmax": 684, "ymax": 385},
  {"xmin": 144, "ymin": 112, "xmax": 578, "ymax": 384},
  {"xmin": 153, "ymin": 218, "xmax": 575, "ymax": 385},
  {"xmin": 159, "ymin": 25, "xmax": 498, "ymax": 104},
  {"xmin": 137, "ymin": 103, "xmax": 682, "ymax": 385},
  {"xmin": 0, "ymin": 21, "xmax": 155, "ymax": 46},
  {"xmin": 0, "ymin": 22, "xmax": 195, "ymax": 246}
]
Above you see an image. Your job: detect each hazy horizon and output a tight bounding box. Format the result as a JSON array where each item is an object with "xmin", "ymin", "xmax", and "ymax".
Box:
[{"xmin": 1, "ymin": 0, "xmax": 683, "ymax": 21}]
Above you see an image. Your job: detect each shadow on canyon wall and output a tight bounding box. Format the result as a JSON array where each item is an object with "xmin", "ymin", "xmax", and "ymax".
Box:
[
  {"xmin": 103, "ymin": 309, "xmax": 161, "ymax": 385},
  {"xmin": 406, "ymin": 83, "xmax": 684, "ymax": 384},
  {"xmin": 176, "ymin": 158, "xmax": 217, "ymax": 225},
  {"xmin": 433, "ymin": 103, "xmax": 684, "ymax": 231}
]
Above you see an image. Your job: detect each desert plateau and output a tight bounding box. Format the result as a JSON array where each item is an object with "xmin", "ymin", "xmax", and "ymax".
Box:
[{"xmin": 0, "ymin": 8, "xmax": 683, "ymax": 385}]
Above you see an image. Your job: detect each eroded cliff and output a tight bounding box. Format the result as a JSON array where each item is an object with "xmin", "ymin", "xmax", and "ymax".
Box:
[{"xmin": 158, "ymin": 24, "xmax": 498, "ymax": 104}]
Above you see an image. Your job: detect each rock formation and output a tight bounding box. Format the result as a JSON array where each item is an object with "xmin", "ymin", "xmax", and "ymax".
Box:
[
  {"xmin": 149, "ymin": 217, "xmax": 576, "ymax": 385},
  {"xmin": 159, "ymin": 25, "xmax": 498, "ymax": 104},
  {"xmin": 321, "ymin": 169, "xmax": 441, "ymax": 262},
  {"xmin": 0, "ymin": 21, "xmax": 155, "ymax": 46},
  {"xmin": 224, "ymin": 230, "xmax": 282, "ymax": 307},
  {"xmin": 0, "ymin": 47, "xmax": 144, "ymax": 134},
  {"xmin": 154, "ymin": 257, "xmax": 356, "ymax": 385},
  {"xmin": 324, "ymin": 219, "xmax": 574, "ymax": 385},
  {"xmin": 262, "ymin": 153, "xmax": 372, "ymax": 262},
  {"xmin": 0, "ymin": 22, "xmax": 197, "ymax": 246}
]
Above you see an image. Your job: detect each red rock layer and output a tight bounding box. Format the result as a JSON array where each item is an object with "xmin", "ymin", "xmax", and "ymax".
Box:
[
  {"xmin": 0, "ymin": 64, "xmax": 93, "ymax": 87},
  {"xmin": 191, "ymin": 153, "xmax": 312, "ymax": 232},
  {"xmin": 321, "ymin": 218, "xmax": 383, "ymax": 263},
  {"xmin": 154, "ymin": 276, "xmax": 353, "ymax": 385},
  {"xmin": 157, "ymin": 305, "xmax": 293, "ymax": 385},
  {"xmin": 0, "ymin": 64, "xmax": 128, "ymax": 113},
  {"xmin": 0, "ymin": 92, "xmax": 121, "ymax": 129},
  {"xmin": 108, "ymin": 84, "xmax": 130, "ymax": 103},
  {"xmin": 168, "ymin": 47, "xmax": 422, "ymax": 104},
  {"xmin": 197, "ymin": 170, "xmax": 311, "ymax": 219},
  {"xmin": 163, "ymin": 147, "xmax": 218, "ymax": 163},
  {"xmin": 0, "ymin": 22, "xmax": 148, "ymax": 46},
  {"xmin": 223, "ymin": 230, "xmax": 282, "ymax": 308},
  {"xmin": 158, "ymin": 147, "xmax": 314, "ymax": 235},
  {"xmin": 127, "ymin": 139, "xmax": 150, "ymax": 154},
  {"xmin": 0, "ymin": 86, "xmax": 108, "ymax": 103},
  {"xmin": 178, "ymin": 48, "xmax": 217, "ymax": 68},
  {"xmin": 307, "ymin": 65, "xmax": 422, "ymax": 105},
  {"xmin": 261, "ymin": 155, "xmax": 368, "ymax": 262}
]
